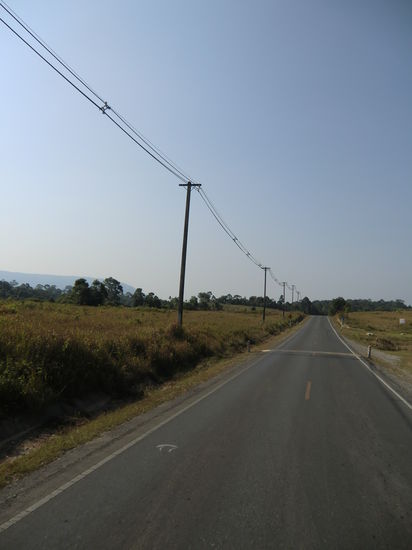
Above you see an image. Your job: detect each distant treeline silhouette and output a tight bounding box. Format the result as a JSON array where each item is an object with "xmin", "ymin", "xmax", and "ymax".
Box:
[{"xmin": 0, "ymin": 279, "xmax": 409, "ymax": 313}]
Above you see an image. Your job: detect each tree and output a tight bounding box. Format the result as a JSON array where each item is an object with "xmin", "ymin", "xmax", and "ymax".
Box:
[
  {"xmin": 198, "ymin": 291, "xmax": 212, "ymax": 310},
  {"xmin": 132, "ymin": 288, "xmax": 145, "ymax": 307},
  {"xmin": 168, "ymin": 296, "xmax": 179, "ymax": 309},
  {"xmin": 71, "ymin": 278, "xmax": 90, "ymax": 305},
  {"xmin": 0, "ymin": 280, "xmax": 12, "ymax": 298},
  {"xmin": 90, "ymin": 280, "xmax": 107, "ymax": 306},
  {"xmin": 188, "ymin": 296, "xmax": 198, "ymax": 310},
  {"xmin": 329, "ymin": 297, "xmax": 346, "ymax": 315},
  {"xmin": 103, "ymin": 277, "xmax": 123, "ymax": 305},
  {"xmin": 145, "ymin": 292, "xmax": 161, "ymax": 308},
  {"xmin": 300, "ymin": 296, "xmax": 312, "ymax": 314}
]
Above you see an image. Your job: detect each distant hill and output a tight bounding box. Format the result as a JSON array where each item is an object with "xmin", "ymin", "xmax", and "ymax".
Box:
[{"xmin": 0, "ymin": 270, "xmax": 135, "ymax": 295}]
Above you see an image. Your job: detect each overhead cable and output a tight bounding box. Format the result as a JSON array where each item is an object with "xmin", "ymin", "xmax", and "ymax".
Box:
[
  {"xmin": 0, "ymin": 4, "xmax": 300, "ymax": 294},
  {"xmin": 0, "ymin": 1, "xmax": 193, "ymax": 182},
  {"xmin": 197, "ymin": 188, "xmax": 263, "ymax": 268},
  {"xmin": 0, "ymin": 0, "xmax": 105, "ymax": 103}
]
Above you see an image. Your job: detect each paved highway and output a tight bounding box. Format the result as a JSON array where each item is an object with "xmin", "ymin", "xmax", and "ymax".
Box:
[{"xmin": 1, "ymin": 316, "xmax": 412, "ymax": 549}]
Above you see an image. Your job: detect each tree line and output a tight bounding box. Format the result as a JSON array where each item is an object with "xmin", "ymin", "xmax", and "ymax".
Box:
[
  {"xmin": 308, "ymin": 297, "xmax": 410, "ymax": 315},
  {"xmin": 0, "ymin": 278, "xmax": 168, "ymax": 308},
  {"xmin": 0, "ymin": 279, "xmax": 409, "ymax": 312},
  {"xmin": 0, "ymin": 281, "xmax": 299, "ymax": 311}
]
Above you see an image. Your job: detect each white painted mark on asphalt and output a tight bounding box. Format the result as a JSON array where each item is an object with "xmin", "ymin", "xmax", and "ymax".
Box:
[
  {"xmin": 261, "ymin": 349, "xmax": 272, "ymax": 353},
  {"xmin": 328, "ymin": 317, "xmax": 412, "ymax": 411},
  {"xmin": 156, "ymin": 444, "xmax": 178, "ymax": 453}
]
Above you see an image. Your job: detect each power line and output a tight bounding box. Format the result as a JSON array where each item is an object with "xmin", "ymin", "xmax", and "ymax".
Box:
[
  {"xmin": 0, "ymin": 1, "xmax": 193, "ymax": 183},
  {"xmin": 269, "ymin": 269, "xmax": 283, "ymax": 287},
  {"xmin": 0, "ymin": 0, "xmax": 105, "ymax": 104},
  {"xmin": 0, "ymin": 15, "xmax": 102, "ymax": 111},
  {"xmin": 0, "ymin": 14, "xmax": 189, "ymax": 182},
  {"xmin": 0, "ymin": 6, "xmax": 302, "ymax": 298},
  {"xmin": 108, "ymin": 108, "xmax": 194, "ymax": 183},
  {"xmin": 197, "ymin": 188, "xmax": 263, "ymax": 268},
  {"xmin": 104, "ymin": 112, "xmax": 188, "ymax": 182}
]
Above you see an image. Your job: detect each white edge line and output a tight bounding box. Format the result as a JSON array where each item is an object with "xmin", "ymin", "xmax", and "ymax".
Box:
[
  {"xmin": 0, "ymin": 348, "xmax": 276, "ymax": 534},
  {"xmin": 328, "ymin": 317, "xmax": 412, "ymax": 411}
]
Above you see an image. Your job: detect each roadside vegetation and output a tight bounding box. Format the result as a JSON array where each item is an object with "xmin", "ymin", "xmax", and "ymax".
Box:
[
  {"xmin": 0, "ymin": 300, "xmax": 304, "ymax": 419},
  {"xmin": 303, "ymin": 295, "xmax": 410, "ymax": 315},
  {"xmin": 333, "ymin": 310, "xmax": 412, "ymax": 374},
  {"xmin": 0, "ymin": 277, "xmax": 305, "ymax": 312}
]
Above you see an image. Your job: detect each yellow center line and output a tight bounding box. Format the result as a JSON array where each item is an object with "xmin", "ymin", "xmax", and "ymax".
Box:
[{"xmin": 305, "ymin": 380, "xmax": 312, "ymax": 401}]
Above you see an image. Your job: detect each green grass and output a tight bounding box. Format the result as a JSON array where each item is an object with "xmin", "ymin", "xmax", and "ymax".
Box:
[
  {"xmin": 0, "ymin": 301, "xmax": 303, "ymax": 418},
  {"xmin": 335, "ymin": 310, "xmax": 412, "ymax": 373}
]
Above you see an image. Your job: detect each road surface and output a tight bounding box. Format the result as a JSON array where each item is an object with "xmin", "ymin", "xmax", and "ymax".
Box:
[{"xmin": 1, "ymin": 316, "xmax": 412, "ymax": 549}]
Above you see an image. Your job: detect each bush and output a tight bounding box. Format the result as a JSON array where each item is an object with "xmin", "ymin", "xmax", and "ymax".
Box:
[{"xmin": 375, "ymin": 337, "xmax": 398, "ymax": 351}]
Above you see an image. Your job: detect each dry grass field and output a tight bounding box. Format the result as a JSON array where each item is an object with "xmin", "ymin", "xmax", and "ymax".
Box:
[
  {"xmin": 0, "ymin": 300, "xmax": 303, "ymax": 418},
  {"xmin": 337, "ymin": 310, "xmax": 412, "ymax": 373}
]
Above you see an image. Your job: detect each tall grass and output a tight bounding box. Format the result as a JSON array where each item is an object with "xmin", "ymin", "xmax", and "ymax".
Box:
[{"xmin": 0, "ymin": 301, "xmax": 303, "ymax": 417}]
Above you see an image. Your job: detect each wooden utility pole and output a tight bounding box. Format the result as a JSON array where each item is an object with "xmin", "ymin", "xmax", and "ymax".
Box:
[
  {"xmin": 177, "ymin": 182, "xmax": 201, "ymax": 327},
  {"xmin": 282, "ymin": 282, "xmax": 286, "ymax": 318},
  {"xmin": 262, "ymin": 267, "xmax": 269, "ymax": 322}
]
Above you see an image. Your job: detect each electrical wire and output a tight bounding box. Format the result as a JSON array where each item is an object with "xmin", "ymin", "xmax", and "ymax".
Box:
[
  {"xmin": 269, "ymin": 269, "xmax": 282, "ymax": 287},
  {"xmin": 0, "ymin": 0, "xmax": 193, "ymax": 182},
  {"xmin": 0, "ymin": 16, "xmax": 102, "ymax": 110},
  {"xmin": 104, "ymin": 112, "xmax": 188, "ymax": 182},
  {"xmin": 0, "ymin": 5, "xmax": 302, "ymax": 296},
  {"xmin": 197, "ymin": 188, "xmax": 263, "ymax": 268},
  {"xmin": 0, "ymin": 15, "xmax": 189, "ymax": 182},
  {"xmin": 0, "ymin": 0, "xmax": 105, "ymax": 103}
]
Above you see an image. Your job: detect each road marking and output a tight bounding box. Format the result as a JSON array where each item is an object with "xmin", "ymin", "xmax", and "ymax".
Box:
[
  {"xmin": 275, "ymin": 349, "xmax": 353, "ymax": 358},
  {"xmin": 156, "ymin": 444, "xmax": 178, "ymax": 453},
  {"xmin": 0, "ymin": 343, "xmax": 283, "ymax": 534},
  {"xmin": 305, "ymin": 381, "xmax": 312, "ymax": 400},
  {"xmin": 328, "ymin": 318, "xmax": 412, "ymax": 411},
  {"xmin": 261, "ymin": 349, "xmax": 272, "ymax": 353}
]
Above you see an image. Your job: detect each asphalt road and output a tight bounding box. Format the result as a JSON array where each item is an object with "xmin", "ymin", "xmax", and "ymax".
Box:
[{"xmin": 1, "ymin": 316, "xmax": 412, "ymax": 549}]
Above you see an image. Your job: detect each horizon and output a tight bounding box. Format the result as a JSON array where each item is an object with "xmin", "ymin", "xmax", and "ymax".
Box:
[
  {"xmin": 1, "ymin": 1, "xmax": 411, "ymax": 305},
  {"xmin": 0, "ymin": 268, "xmax": 410, "ymax": 306}
]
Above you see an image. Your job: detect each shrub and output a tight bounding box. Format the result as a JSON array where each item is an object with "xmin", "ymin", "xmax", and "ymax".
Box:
[{"xmin": 375, "ymin": 337, "xmax": 398, "ymax": 351}]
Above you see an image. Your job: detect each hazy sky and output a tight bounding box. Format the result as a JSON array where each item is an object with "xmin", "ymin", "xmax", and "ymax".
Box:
[{"xmin": 1, "ymin": 0, "xmax": 411, "ymax": 304}]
